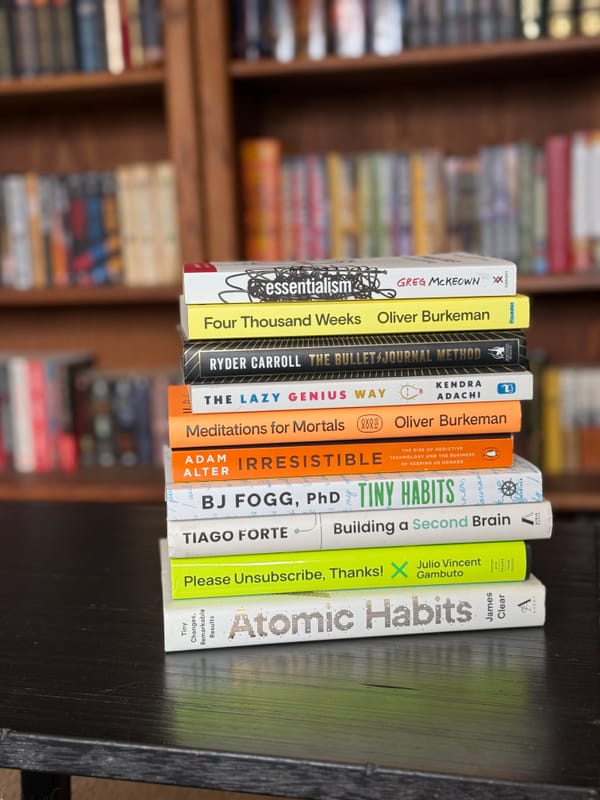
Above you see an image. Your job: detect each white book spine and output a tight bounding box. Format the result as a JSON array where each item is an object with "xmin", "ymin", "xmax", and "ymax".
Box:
[
  {"xmin": 188, "ymin": 369, "xmax": 533, "ymax": 413},
  {"xmin": 3, "ymin": 175, "xmax": 34, "ymax": 290},
  {"xmin": 8, "ymin": 355, "xmax": 35, "ymax": 473},
  {"xmin": 159, "ymin": 540, "xmax": 546, "ymax": 652},
  {"xmin": 182, "ymin": 253, "xmax": 517, "ymax": 304},
  {"xmin": 166, "ymin": 499, "xmax": 553, "ymax": 557},
  {"xmin": 165, "ymin": 454, "xmax": 544, "ymax": 520}
]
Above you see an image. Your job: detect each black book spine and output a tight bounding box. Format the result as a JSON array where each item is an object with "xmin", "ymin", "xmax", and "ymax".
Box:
[{"xmin": 182, "ymin": 332, "xmax": 528, "ymax": 380}]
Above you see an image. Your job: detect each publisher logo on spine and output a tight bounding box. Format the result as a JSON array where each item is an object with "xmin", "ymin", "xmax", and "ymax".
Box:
[
  {"xmin": 357, "ymin": 414, "xmax": 383, "ymax": 433},
  {"xmin": 497, "ymin": 382, "xmax": 516, "ymax": 395}
]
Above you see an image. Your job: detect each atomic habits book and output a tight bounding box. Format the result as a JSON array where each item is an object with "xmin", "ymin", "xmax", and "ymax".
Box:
[
  {"xmin": 181, "ymin": 253, "xmax": 518, "ymax": 304},
  {"xmin": 159, "ymin": 541, "xmax": 546, "ymax": 651}
]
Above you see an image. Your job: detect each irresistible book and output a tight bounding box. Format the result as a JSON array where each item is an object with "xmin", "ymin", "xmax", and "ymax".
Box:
[
  {"xmin": 169, "ymin": 433, "xmax": 515, "ymax": 482},
  {"xmin": 164, "ymin": 452, "xmax": 544, "ymax": 520},
  {"xmin": 179, "ymin": 294, "xmax": 530, "ymax": 340},
  {"xmin": 181, "ymin": 252, "xmax": 518, "ymax": 304},
  {"xmin": 168, "ymin": 384, "xmax": 522, "ymax": 448},
  {"xmin": 187, "ymin": 366, "xmax": 534, "ymax": 413},
  {"xmin": 181, "ymin": 330, "xmax": 529, "ymax": 380},
  {"xmin": 165, "ymin": 499, "xmax": 553, "ymax": 558},
  {"xmin": 169, "ymin": 539, "xmax": 531, "ymax": 599}
]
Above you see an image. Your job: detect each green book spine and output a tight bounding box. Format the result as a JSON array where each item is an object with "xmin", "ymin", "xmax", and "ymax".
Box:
[{"xmin": 170, "ymin": 540, "xmax": 530, "ymax": 599}]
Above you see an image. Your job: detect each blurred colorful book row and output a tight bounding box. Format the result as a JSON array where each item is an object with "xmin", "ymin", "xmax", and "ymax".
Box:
[
  {"xmin": 0, "ymin": 352, "xmax": 178, "ymax": 472},
  {"xmin": 0, "ymin": 162, "xmax": 180, "ymax": 290},
  {"xmin": 240, "ymin": 132, "xmax": 600, "ymax": 275}
]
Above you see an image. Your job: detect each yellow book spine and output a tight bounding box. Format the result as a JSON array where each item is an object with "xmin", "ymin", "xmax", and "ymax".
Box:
[
  {"xmin": 181, "ymin": 294, "xmax": 530, "ymax": 340},
  {"xmin": 326, "ymin": 151, "xmax": 343, "ymax": 258},
  {"xmin": 170, "ymin": 540, "xmax": 530, "ymax": 599},
  {"xmin": 541, "ymin": 365, "xmax": 563, "ymax": 475}
]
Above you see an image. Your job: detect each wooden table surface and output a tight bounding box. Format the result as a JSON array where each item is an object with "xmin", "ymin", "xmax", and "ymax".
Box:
[{"xmin": 0, "ymin": 501, "xmax": 598, "ymax": 799}]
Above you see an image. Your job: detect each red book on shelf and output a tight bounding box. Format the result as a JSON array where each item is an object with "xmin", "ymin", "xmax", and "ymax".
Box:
[{"xmin": 545, "ymin": 134, "xmax": 571, "ymax": 274}]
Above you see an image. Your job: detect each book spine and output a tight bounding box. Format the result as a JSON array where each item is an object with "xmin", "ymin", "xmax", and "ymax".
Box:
[
  {"xmin": 28, "ymin": 357, "xmax": 53, "ymax": 471},
  {"xmin": 367, "ymin": 0, "xmax": 403, "ymax": 55},
  {"xmin": 182, "ymin": 255, "xmax": 518, "ymax": 304},
  {"xmin": 0, "ymin": 0, "xmax": 16, "ymax": 79},
  {"xmin": 7, "ymin": 355, "xmax": 35, "ymax": 473},
  {"xmin": 50, "ymin": 0, "xmax": 78, "ymax": 73},
  {"xmin": 169, "ymin": 540, "xmax": 531, "ymax": 599},
  {"xmin": 545, "ymin": 134, "xmax": 571, "ymax": 274},
  {"xmin": 182, "ymin": 334, "xmax": 529, "ymax": 380},
  {"xmin": 547, "ymin": 0, "xmax": 577, "ymax": 37},
  {"xmin": 187, "ymin": 370, "xmax": 533, "ymax": 413},
  {"xmin": 161, "ymin": 552, "xmax": 546, "ymax": 651},
  {"xmin": 24, "ymin": 171, "xmax": 47, "ymax": 289},
  {"xmin": 50, "ymin": 174, "xmax": 71, "ymax": 287},
  {"xmin": 153, "ymin": 161, "xmax": 180, "ymax": 284},
  {"xmin": 125, "ymin": 0, "xmax": 143, "ymax": 66},
  {"xmin": 532, "ymin": 146, "xmax": 548, "ymax": 274},
  {"xmin": 168, "ymin": 390, "xmax": 522, "ymax": 449},
  {"xmin": 541, "ymin": 365, "xmax": 563, "ymax": 474},
  {"xmin": 0, "ymin": 359, "xmax": 11, "ymax": 468},
  {"xmin": 74, "ymin": 0, "xmax": 106, "ymax": 71},
  {"xmin": 580, "ymin": 0, "xmax": 600, "ymax": 35},
  {"xmin": 239, "ymin": 138, "xmax": 282, "ymax": 261},
  {"xmin": 292, "ymin": 0, "xmax": 328, "ymax": 59},
  {"xmin": 12, "ymin": 0, "xmax": 39, "ymax": 76},
  {"xmin": 3, "ymin": 174, "xmax": 34, "ymax": 289},
  {"xmin": 170, "ymin": 433, "xmax": 515, "ymax": 483},
  {"xmin": 329, "ymin": 0, "xmax": 367, "ymax": 57},
  {"xmin": 33, "ymin": 0, "xmax": 54, "ymax": 73},
  {"xmin": 139, "ymin": 0, "xmax": 162, "ymax": 63},
  {"xmin": 519, "ymin": 0, "xmax": 545, "ymax": 38},
  {"xmin": 180, "ymin": 294, "xmax": 530, "ymax": 340},
  {"xmin": 517, "ymin": 140, "xmax": 535, "ymax": 274},
  {"xmin": 104, "ymin": 0, "xmax": 124, "ymax": 73},
  {"xmin": 570, "ymin": 131, "xmax": 593, "ymax": 272},
  {"xmin": 165, "ymin": 456, "xmax": 543, "ymax": 520},
  {"xmin": 100, "ymin": 170, "xmax": 123, "ymax": 284},
  {"xmin": 166, "ymin": 499, "xmax": 553, "ymax": 558}
]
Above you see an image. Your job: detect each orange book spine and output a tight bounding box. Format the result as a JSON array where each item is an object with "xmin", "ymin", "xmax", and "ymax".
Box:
[
  {"xmin": 167, "ymin": 385, "xmax": 521, "ymax": 449},
  {"xmin": 239, "ymin": 138, "xmax": 282, "ymax": 260},
  {"xmin": 170, "ymin": 434, "xmax": 514, "ymax": 482}
]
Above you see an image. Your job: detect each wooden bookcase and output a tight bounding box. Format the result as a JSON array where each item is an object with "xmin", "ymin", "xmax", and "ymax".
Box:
[
  {"xmin": 0, "ymin": 0, "xmax": 202, "ymax": 501},
  {"xmin": 193, "ymin": 3, "xmax": 600, "ymax": 512},
  {"xmin": 2, "ymin": 2, "xmax": 600, "ymax": 511}
]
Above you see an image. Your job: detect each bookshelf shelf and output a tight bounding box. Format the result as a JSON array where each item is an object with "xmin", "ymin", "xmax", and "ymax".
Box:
[
  {"xmin": 0, "ymin": 468, "xmax": 165, "ymax": 503},
  {"xmin": 0, "ymin": 286, "xmax": 180, "ymax": 308},
  {"xmin": 518, "ymin": 273, "xmax": 600, "ymax": 294},
  {"xmin": 0, "ymin": 66, "xmax": 165, "ymax": 104},
  {"xmin": 0, "ymin": 468, "xmax": 597, "ymax": 509},
  {"xmin": 229, "ymin": 36, "xmax": 600, "ymax": 83}
]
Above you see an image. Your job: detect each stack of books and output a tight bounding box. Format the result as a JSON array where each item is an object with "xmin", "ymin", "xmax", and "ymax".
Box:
[{"xmin": 160, "ymin": 252, "xmax": 551, "ymax": 651}]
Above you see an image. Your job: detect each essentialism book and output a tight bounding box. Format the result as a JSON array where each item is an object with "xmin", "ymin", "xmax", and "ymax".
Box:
[
  {"xmin": 159, "ymin": 541, "xmax": 546, "ymax": 651},
  {"xmin": 181, "ymin": 253, "xmax": 518, "ymax": 304}
]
